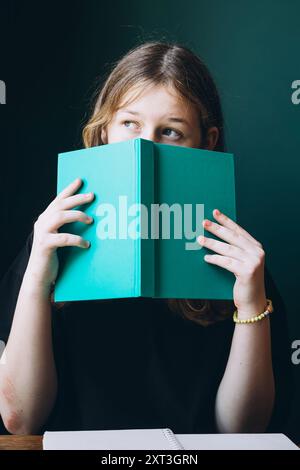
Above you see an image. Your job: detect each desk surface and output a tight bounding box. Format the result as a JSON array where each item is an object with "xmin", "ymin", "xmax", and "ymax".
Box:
[{"xmin": 0, "ymin": 436, "xmax": 42, "ymax": 450}]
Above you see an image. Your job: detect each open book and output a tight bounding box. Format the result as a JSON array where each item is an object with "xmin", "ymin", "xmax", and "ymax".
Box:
[
  {"xmin": 43, "ymin": 428, "xmax": 299, "ymax": 450},
  {"xmin": 54, "ymin": 138, "xmax": 236, "ymax": 302}
]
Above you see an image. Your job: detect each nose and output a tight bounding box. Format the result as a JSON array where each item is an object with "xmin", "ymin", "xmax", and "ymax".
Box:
[{"xmin": 140, "ymin": 128, "xmax": 160, "ymax": 143}]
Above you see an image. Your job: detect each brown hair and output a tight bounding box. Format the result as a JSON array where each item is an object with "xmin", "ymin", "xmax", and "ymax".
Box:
[{"xmin": 52, "ymin": 41, "xmax": 235, "ymax": 326}]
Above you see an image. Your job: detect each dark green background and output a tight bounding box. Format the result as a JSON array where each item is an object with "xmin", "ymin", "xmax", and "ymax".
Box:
[{"xmin": 0, "ymin": 0, "xmax": 299, "ymax": 440}]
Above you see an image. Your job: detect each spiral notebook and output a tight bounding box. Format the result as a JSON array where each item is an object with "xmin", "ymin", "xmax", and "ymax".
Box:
[
  {"xmin": 43, "ymin": 429, "xmax": 298, "ymax": 450},
  {"xmin": 43, "ymin": 428, "xmax": 184, "ymax": 450}
]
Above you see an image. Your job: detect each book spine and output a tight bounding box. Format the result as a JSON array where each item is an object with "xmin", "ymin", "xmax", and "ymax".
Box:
[{"xmin": 134, "ymin": 138, "xmax": 155, "ymax": 297}]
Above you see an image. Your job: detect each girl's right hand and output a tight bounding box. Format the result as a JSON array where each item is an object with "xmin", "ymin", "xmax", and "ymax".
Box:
[{"xmin": 26, "ymin": 178, "xmax": 94, "ymax": 290}]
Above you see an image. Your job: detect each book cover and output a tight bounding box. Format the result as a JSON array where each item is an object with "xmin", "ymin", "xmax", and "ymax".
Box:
[{"xmin": 54, "ymin": 138, "xmax": 236, "ymax": 302}]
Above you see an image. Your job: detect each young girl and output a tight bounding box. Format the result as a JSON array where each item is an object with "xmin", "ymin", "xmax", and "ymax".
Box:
[{"xmin": 0, "ymin": 41, "xmax": 293, "ymax": 435}]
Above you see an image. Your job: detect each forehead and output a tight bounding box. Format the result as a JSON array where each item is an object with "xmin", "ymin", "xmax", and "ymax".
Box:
[{"xmin": 116, "ymin": 83, "xmax": 196, "ymax": 119}]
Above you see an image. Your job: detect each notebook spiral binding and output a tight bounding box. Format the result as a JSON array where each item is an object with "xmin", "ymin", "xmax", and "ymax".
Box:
[{"xmin": 162, "ymin": 428, "xmax": 185, "ymax": 450}]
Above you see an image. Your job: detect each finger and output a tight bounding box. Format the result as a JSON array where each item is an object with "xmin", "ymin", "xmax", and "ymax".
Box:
[
  {"xmin": 47, "ymin": 233, "xmax": 90, "ymax": 249},
  {"xmin": 47, "ymin": 210, "xmax": 93, "ymax": 232},
  {"xmin": 203, "ymin": 219, "xmax": 258, "ymax": 253},
  {"xmin": 203, "ymin": 254, "xmax": 244, "ymax": 276},
  {"xmin": 58, "ymin": 192, "xmax": 95, "ymax": 211},
  {"xmin": 212, "ymin": 209, "xmax": 262, "ymax": 247},
  {"xmin": 197, "ymin": 235, "xmax": 247, "ymax": 261},
  {"xmin": 47, "ymin": 178, "xmax": 83, "ymax": 211}
]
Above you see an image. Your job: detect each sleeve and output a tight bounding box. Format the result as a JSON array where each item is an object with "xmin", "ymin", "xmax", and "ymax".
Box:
[
  {"xmin": 39, "ymin": 309, "xmax": 78, "ymax": 432},
  {"xmin": 264, "ymin": 264, "xmax": 294, "ymax": 434},
  {"xmin": 0, "ymin": 231, "xmax": 34, "ymax": 433},
  {"xmin": 0, "ymin": 231, "xmax": 34, "ymax": 344}
]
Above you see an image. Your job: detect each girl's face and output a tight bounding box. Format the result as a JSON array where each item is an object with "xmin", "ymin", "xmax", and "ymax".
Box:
[{"xmin": 101, "ymin": 84, "xmax": 219, "ymax": 150}]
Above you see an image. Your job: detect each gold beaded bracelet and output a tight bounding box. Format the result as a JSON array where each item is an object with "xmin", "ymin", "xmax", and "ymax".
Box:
[{"xmin": 233, "ymin": 299, "xmax": 273, "ymax": 324}]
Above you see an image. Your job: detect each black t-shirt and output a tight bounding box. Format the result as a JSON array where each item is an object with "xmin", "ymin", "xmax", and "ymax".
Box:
[{"xmin": 0, "ymin": 230, "xmax": 294, "ymax": 434}]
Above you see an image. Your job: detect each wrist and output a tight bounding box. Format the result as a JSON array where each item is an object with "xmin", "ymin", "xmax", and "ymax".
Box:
[
  {"xmin": 22, "ymin": 270, "xmax": 52, "ymax": 299},
  {"xmin": 236, "ymin": 298, "xmax": 268, "ymax": 320}
]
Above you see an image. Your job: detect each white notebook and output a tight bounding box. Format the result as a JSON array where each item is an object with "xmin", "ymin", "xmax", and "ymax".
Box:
[
  {"xmin": 176, "ymin": 433, "xmax": 299, "ymax": 450},
  {"xmin": 43, "ymin": 428, "xmax": 184, "ymax": 450},
  {"xmin": 43, "ymin": 429, "xmax": 298, "ymax": 450}
]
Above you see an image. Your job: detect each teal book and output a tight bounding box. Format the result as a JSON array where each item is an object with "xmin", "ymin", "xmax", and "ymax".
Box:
[{"xmin": 54, "ymin": 138, "xmax": 236, "ymax": 302}]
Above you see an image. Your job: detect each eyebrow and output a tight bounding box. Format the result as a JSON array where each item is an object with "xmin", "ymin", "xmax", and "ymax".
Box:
[{"xmin": 119, "ymin": 109, "xmax": 190, "ymax": 126}]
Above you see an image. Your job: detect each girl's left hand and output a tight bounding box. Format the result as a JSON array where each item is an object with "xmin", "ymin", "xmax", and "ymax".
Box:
[{"xmin": 197, "ymin": 209, "xmax": 267, "ymax": 316}]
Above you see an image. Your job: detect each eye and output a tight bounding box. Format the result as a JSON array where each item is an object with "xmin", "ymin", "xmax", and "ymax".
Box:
[
  {"xmin": 162, "ymin": 128, "xmax": 183, "ymax": 140},
  {"xmin": 122, "ymin": 120, "xmax": 140, "ymax": 131}
]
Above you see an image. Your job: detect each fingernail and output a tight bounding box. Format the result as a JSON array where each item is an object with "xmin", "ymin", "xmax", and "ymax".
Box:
[
  {"xmin": 203, "ymin": 219, "xmax": 211, "ymax": 227},
  {"xmin": 214, "ymin": 209, "xmax": 220, "ymax": 216}
]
